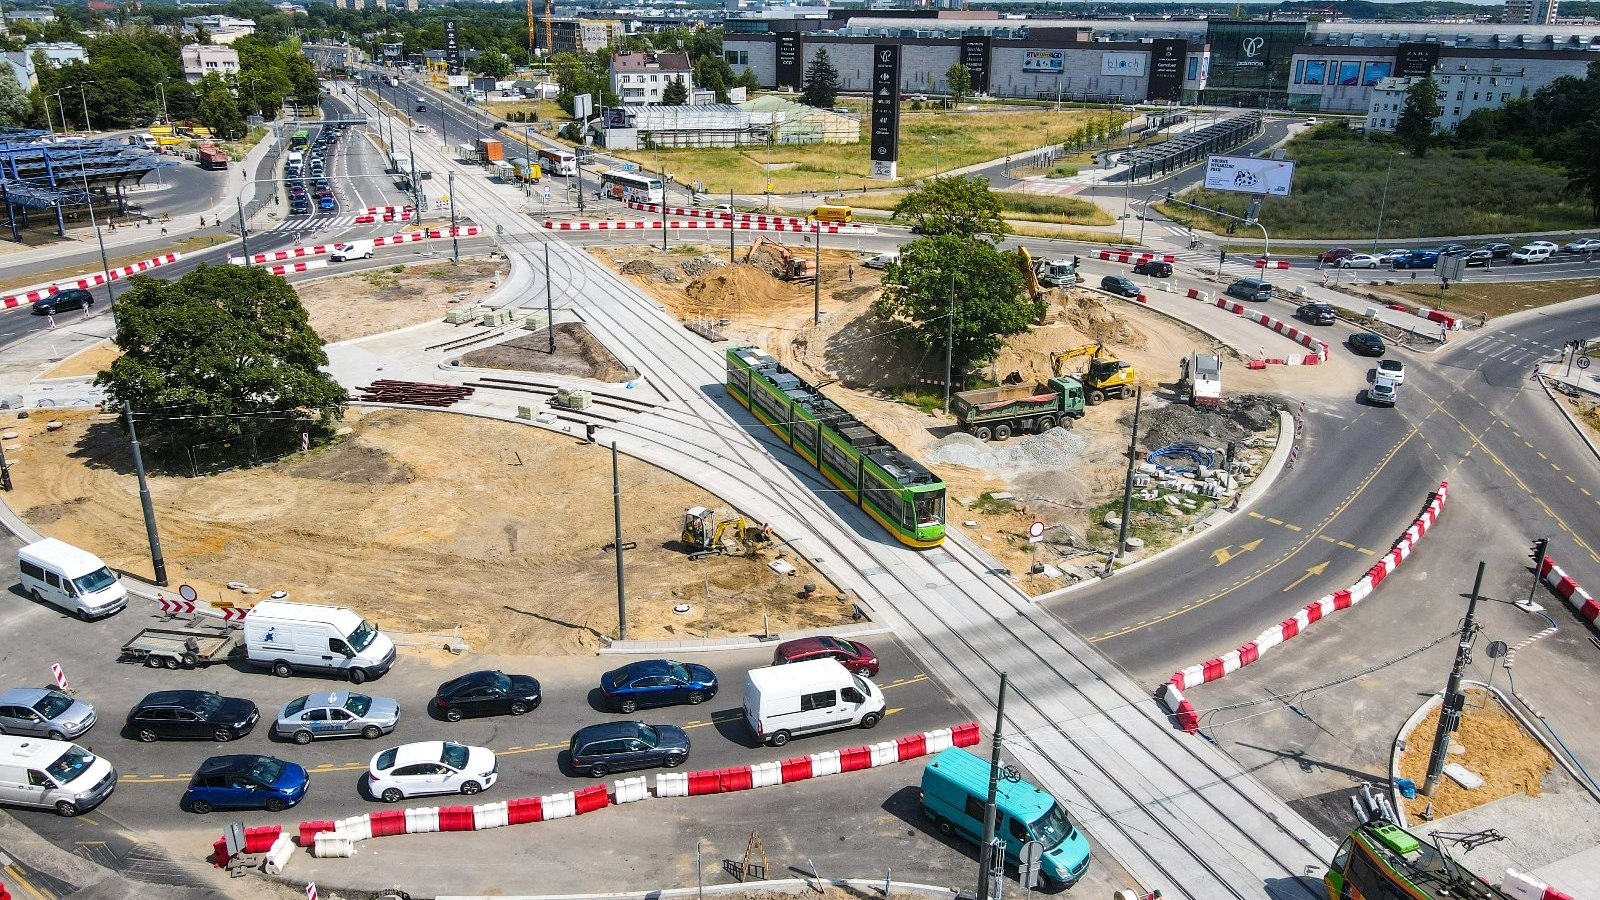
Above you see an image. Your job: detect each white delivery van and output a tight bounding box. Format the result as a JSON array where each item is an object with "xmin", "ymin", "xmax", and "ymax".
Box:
[
  {"xmin": 330, "ymin": 239, "xmax": 375, "ymax": 261},
  {"xmin": 18, "ymin": 538, "xmax": 128, "ymax": 621},
  {"xmin": 743, "ymin": 658, "xmax": 885, "ymax": 747},
  {"xmin": 0, "ymin": 735, "xmax": 117, "ymax": 817},
  {"xmin": 244, "ymin": 599, "xmax": 396, "ymax": 684}
]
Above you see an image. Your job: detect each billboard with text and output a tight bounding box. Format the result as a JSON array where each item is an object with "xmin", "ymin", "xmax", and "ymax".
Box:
[{"xmin": 1204, "ymin": 155, "xmax": 1296, "ymax": 197}]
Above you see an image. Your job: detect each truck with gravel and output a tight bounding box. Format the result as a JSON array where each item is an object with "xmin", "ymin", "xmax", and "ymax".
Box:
[{"xmin": 951, "ymin": 377, "xmax": 1086, "ymax": 441}]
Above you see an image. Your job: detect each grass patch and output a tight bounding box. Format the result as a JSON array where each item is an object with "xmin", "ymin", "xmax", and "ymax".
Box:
[
  {"xmin": 846, "ymin": 190, "xmax": 1112, "ymax": 227},
  {"xmin": 613, "ymin": 108, "xmax": 1117, "ymax": 195},
  {"xmin": 1370, "ymin": 277, "xmax": 1600, "ymax": 320},
  {"xmin": 175, "ymin": 234, "xmax": 232, "ymax": 253},
  {"xmin": 1162, "ymin": 128, "xmax": 1596, "ymax": 240},
  {"xmin": 1087, "ymin": 497, "xmax": 1195, "ymax": 553},
  {"xmin": 895, "ymin": 385, "xmax": 948, "ymax": 416},
  {"xmin": 1010, "ymin": 222, "xmax": 1133, "ymax": 244},
  {"xmin": 971, "ymin": 492, "xmax": 1015, "ymax": 515}
]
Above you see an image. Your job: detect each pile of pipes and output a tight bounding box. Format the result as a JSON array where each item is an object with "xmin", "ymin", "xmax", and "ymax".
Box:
[
  {"xmin": 354, "ymin": 380, "xmax": 476, "ymax": 407},
  {"xmin": 1131, "ymin": 442, "xmax": 1238, "ymax": 508}
]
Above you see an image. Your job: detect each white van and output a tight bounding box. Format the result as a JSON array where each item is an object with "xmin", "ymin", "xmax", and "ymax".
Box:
[
  {"xmin": 18, "ymin": 538, "xmax": 128, "ymax": 621},
  {"xmin": 0, "ymin": 736, "xmax": 117, "ymax": 817},
  {"xmin": 743, "ymin": 658, "xmax": 885, "ymax": 747},
  {"xmin": 244, "ymin": 599, "xmax": 397, "ymax": 684},
  {"xmin": 286, "ymin": 151, "xmax": 304, "ymax": 167},
  {"xmin": 330, "ymin": 239, "xmax": 375, "ymax": 261}
]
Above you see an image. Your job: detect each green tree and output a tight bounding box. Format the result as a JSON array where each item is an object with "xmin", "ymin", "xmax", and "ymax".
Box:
[
  {"xmin": 736, "ymin": 67, "xmax": 761, "ymax": 93},
  {"xmin": 1395, "ymin": 76, "xmax": 1442, "ymax": 157},
  {"xmin": 1565, "ymin": 118, "xmax": 1600, "ymax": 222},
  {"xmin": 661, "ymin": 75, "xmax": 688, "ymax": 105},
  {"xmin": 875, "ymin": 235, "xmax": 1034, "ymax": 376},
  {"xmin": 0, "ymin": 67, "xmax": 29, "ymax": 127},
  {"xmin": 472, "ymin": 48, "xmax": 513, "ymax": 80},
  {"xmin": 892, "ymin": 175, "xmax": 1009, "ymax": 240},
  {"xmin": 945, "ymin": 62, "xmax": 971, "ymax": 105},
  {"xmin": 800, "ymin": 47, "xmax": 838, "ymax": 109},
  {"xmin": 197, "ymin": 79, "xmax": 246, "ymax": 139},
  {"xmin": 96, "ymin": 265, "xmax": 346, "ymax": 452}
]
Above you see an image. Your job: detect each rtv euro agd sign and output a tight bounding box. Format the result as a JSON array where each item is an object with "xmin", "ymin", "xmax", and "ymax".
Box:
[{"xmin": 1203, "ymin": 155, "xmax": 1297, "ymax": 197}]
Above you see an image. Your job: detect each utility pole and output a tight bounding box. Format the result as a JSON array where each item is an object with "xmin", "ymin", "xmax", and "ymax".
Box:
[
  {"xmin": 238, "ymin": 195, "xmax": 250, "ymax": 259},
  {"xmin": 124, "ymin": 403, "xmax": 168, "ymax": 586},
  {"xmin": 812, "ymin": 224, "xmax": 822, "ymax": 327},
  {"xmin": 545, "ymin": 242, "xmax": 555, "ymax": 354},
  {"xmin": 1422, "ymin": 561, "xmax": 1486, "ymax": 798},
  {"xmin": 976, "ymin": 672, "xmax": 1009, "ymax": 900},
  {"xmin": 1114, "ymin": 385, "xmax": 1143, "ymax": 571},
  {"xmin": 448, "ymin": 170, "xmax": 459, "ymax": 262},
  {"xmin": 661, "ymin": 181, "xmax": 668, "ymax": 251},
  {"xmin": 612, "ymin": 441, "xmax": 628, "ymax": 641},
  {"xmin": 728, "ymin": 188, "xmax": 735, "ymax": 263},
  {"xmin": 944, "ymin": 273, "xmax": 956, "ymax": 416}
]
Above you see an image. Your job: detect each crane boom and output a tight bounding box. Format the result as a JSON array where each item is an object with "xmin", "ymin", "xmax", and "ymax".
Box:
[
  {"xmin": 545, "ymin": 0, "xmax": 554, "ymax": 56},
  {"xmin": 526, "ymin": 0, "xmax": 536, "ymax": 57}
]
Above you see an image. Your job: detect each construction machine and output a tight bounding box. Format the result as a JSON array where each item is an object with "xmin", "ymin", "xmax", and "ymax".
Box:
[
  {"xmin": 681, "ymin": 506, "xmax": 771, "ymax": 560},
  {"xmin": 1050, "ymin": 343, "xmax": 1138, "ymax": 405},
  {"xmin": 745, "ymin": 236, "xmax": 817, "ymax": 283},
  {"xmin": 1017, "ymin": 247, "xmax": 1080, "ymax": 300}
]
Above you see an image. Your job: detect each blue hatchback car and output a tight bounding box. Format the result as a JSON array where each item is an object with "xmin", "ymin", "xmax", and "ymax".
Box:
[
  {"xmin": 318, "ymin": 195, "xmax": 337, "ymax": 212},
  {"xmin": 182, "ymin": 755, "xmax": 309, "ymax": 814},
  {"xmin": 600, "ymin": 659, "xmax": 717, "ymax": 713}
]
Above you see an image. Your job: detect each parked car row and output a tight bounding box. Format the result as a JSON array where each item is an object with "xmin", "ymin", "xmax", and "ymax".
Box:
[{"xmin": 1321, "ymin": 237, "xmax": 1598, "ymax": 270}]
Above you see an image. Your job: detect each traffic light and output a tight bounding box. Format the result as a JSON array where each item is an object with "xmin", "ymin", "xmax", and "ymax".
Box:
[
  {"xmin": 1219, "ymin": 250, "xmax": 1228, "ymax": 264},
  {"xmin": 1530, "ymin": 538, "xmax": 1550, "ymax": 571}
]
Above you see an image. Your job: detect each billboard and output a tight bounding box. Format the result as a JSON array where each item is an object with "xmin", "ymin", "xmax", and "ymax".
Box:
[
  {"xmin": 444, "ymin": 19, "xmax": 460, "ymax": 75},
  {"xmin": 775, "ymin": 34, "xmax": 803, "ymax": 91},
  {"xmin": 1101, "ymin": 51, "xmax": 1147, "ymax": 78},
  {"xmin": 1023, "ymin": 49, "xmax": 1065, "ymax": 74},
  {"xmin": 1395, "ymin": 42, "xmax": 1440, "ymax": 77},
  {"xmin": 1362, "ymin": 61, "xmax": 1392, "ymax": 86},
  {"xmin": 961, "ymin": 35, "xmax": 992, "ymax": 94},
  {"xmin": 870, "ymin": 44, "xmax": 900, "ymax": 180},
  {"xmin": 1147, "ymin": 39, "xmax": 1187, "ymax": 101},
  {"xmin": 1204, "ymin": 155, "xmax": 1296, "ymax": 197},
  {"xmin": 447, "ymin": 74, "xmax": 469, "ymax": 88},
  {"xmin": 1337, "ymin": 61, "xmax": 1362, "ymax": 86},
  {"xmin": 1303, "ymin": 60, "xmax": 1327, "ymax": 85}
]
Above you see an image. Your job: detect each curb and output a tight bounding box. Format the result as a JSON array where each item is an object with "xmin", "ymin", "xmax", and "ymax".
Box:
[
  {"xmin": 1537, "ymin": 374, "xmax": 1600, "ymax": 465},
  {"xmin": 435, "ymin": 879, "xmax": 959, "ymax": 900},
  {"xmin": 600, "ymin": 623, "xmax": 893, "ymax": 655}
]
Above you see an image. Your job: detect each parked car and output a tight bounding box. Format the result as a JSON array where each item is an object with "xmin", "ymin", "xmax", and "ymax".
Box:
[
  {"xmin": 1317, "ymin": 247, "xmax": 1355, "ymax": 264},
  {"xmin": 1296, "ymin": 303, "xmax": 1336, "ymax": 326},
  {"xmin": 1378, "ymin": 248, "xmax": 1412, "ymax": 262},
  {"xmin": 367, "ymin": 741, "xmax": 497, "ymax": 802},
  {"xmin": 273, "ymin": 692, "xmax": 399, "ymax": 744},
  {"xmin": 1349, "ymin": 333, "xmax": 1386, "ymax": 357},
  {"xmin": 31, "ymin": 289, "xmax": 94, "ymax": 316},
  {"xmin": 1562, "ymin": 238, "xmax": 1600, "ymax": 253},
  {"xmin": 1337, "ymin": 253, "xmax": 1382, "ymax": 269},
  {"xmin": 0, "ymin": 688, "xmax": 95, "ymax": 740},
  {"xmin": 1132, "ymin": 259, "xmax": 1172, "ymax": 277},
  {"xmin": 568, "ymin": 721, "xmax": 689, "ymax": 778},
  {"xmin": 431, "ymin": 670, "xmax": 541, "ymax": 722},
  {"xmin": 1478, "ymin": 242, "xmax": 1513, "ymax": 259},
  {"xmin": 1392, "ymin": 250, "xmax": 1439, "ymax": 270},
  {"xmin": 1462, "ymin": 249, "xmax": 1494, "ymax": 267},
  {"xmin": 1099, "ymin": 275, "xmax": 1141, "ymax": 299},
  {"xmin": 600, "ymin": 659, "xmax": 718, "ymax": 713},
  {"xmin": 1225, "ymin": 278, "xmax": 1274, "ymax": 302},
  {"xmin": 1511, "ymin": 245, "xmax": 1553, "ymax": 264},
  {"xmin": 1437, "ymin": 243, "xmax": 1469, "ymax": 256},
  {"xmin": 182, "ymin": 755, "xmax": 308, "ymax": 814},
  {"xmin": 1366, "ymin": 378, "xmax": 1398, "ymax": 407},
  {"xmin": 1526, "ymin": 240, "xmax": 1559, "ymax": 252},
  {"xmin": 862, "ymin": 252, "xmax": 898, "ymax": 270},
  {"xmin": 772, "ymin": 636, "xmax": 880, "ymax": 676},
  {"xmin": 125, "ymin": 690, "xmax": 259, "ymax": 743},
  {"xmin": 1376, "ymin": 359, "xmax": 1405, "ymax": 384},
  {"xmin": 318, "ymin": 196, "xmax": 337, "ymax": 212}
]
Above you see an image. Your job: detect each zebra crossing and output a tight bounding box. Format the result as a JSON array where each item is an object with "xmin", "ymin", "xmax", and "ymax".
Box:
[
  {"xmin": 263, "ymin": 214, "xmax": 371, "ymax": 233},
  {"xmin": 1460, "ymin": 331, "xmax": 1556, "ymax": 367}
]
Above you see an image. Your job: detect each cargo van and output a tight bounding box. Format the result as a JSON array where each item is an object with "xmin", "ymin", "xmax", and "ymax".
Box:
[
  {"xmin": 0, "ymin": 735, "xmax": 117, "ymax": 817},
  {"xmin": 330, "ymin": 239, "xmax": 375, "ymax": 261},
  {"xmin": 17, "ymin": 538, "xmax": 128, "ymax": 621},
  {"xmin": 244, "ymin": 599, "xmax": 396, "ymax": 684},
  {"xmin": 920, "ymin": 747, "xmax": 1091, "ymax": 889},
  {"xmin": 808, "ymin": 204, "xmax": 853, "ymax": 224},
  {"xmin": 742, "ymin": 658, "xmax": 884, "ymax": 747}
]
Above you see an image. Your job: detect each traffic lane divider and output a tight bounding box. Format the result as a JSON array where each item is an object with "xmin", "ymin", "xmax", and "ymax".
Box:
[
  {"xmin": 262, "ymin": 260, "xmax": 328, "ymax": 276},
  {"xmin": 543, "ymin": 219, "xmax": 876, "ymax": 235},
  {"xmin": 1097, "ymin": 249, "xmax": 1176, "ymax": 265},
  {"xmin": 1160, "ymin": 483, "xmax": 1449, "ymax": 733},
  {"xmin": 230, "ymin": 245, "xmax": 333, "ymax": 265},
  {"xmin": 1, "ymin": 252, "xmax": 182, "ymax": 309},
  {"xmin": 1538, "ymin": 554, "xmax": 1600, "ymax": 626}
]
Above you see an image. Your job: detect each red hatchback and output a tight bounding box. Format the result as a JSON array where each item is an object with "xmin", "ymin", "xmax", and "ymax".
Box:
[
  {"xmin": 1317, "ymin": 247, "xmax": 1355, "ymax": 264},
  {"xmin": 772, "ymin": 637, "xmax": 879, "ymax": 676}
]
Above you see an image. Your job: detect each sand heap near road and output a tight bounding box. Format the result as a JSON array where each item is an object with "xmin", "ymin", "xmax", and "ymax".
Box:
[
  {"xmin": 1135, "ymin": 394, "xmax": 1283, "ymax": 451},
  {"xmin": 684, "ymin": 264, "xmax": 795, "ymax": 314}
]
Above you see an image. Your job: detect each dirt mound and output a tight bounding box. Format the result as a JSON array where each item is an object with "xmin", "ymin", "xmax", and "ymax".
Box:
[
  {"xmin": 282, "ymin": 444, "xmax": 413, "ymax": 485},
  {"xmin": 1136, "ymin": 394, "xmax": 1283, "ymax": 452},
  {"xmin": 460, "ymin": 323, "xmax": 637, "ymax": 382},
  {"xmin": 684, "ymin": 264, "xmax": 797, "ymax": 316},
  {"xmin": 620, "ymin": 259, "xmax": 662, "ymax": 276},
  {"xmin": 678, "ymin": 255, "xmax": 722, "ymax": 277},
  {"xmin": 1051, "ymin": 289, "xmax": 1149, "ymax": 349}
]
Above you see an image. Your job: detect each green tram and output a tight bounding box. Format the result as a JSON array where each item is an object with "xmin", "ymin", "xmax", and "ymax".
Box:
[
  {"xmin": 1326, "ymin": 822, "xmax": 1512, "ymax": 900},
  {"xmin": 726, "ymin": 345, "xmax": 947, "ymax": 548}
]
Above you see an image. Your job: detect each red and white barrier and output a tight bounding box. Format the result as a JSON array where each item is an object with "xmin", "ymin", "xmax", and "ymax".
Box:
[
  {"xmin": 262, "ymin": 260, "xmax": 328, "ymax": 276},
  {"xmin": 1160, "ymin": 483, "xmax": 1449, "ymax": 733},
  {"xmin": 51, "ymin": 662, "xmax": 69, "ymax": 691},
  {"xmin": 232, "ymin": 245, "xmax": 333, "ymax": 266},
  {"xmin": 1208, "ymin": 296, "xmax": 1328, "ymax": 366},
  {"xmin": 1096, "ymin": 249, "xmax": 1176, "ymax": 265},
  {"xmin": 1254, "ymin": 258, "xmax": 1292, "ymax": 270},
  {"xmin": 425, "ymin": 226, "xmax": 480, "ymax": 238},
  {"xmin": 1501, "ymin": 868, "xmax": 1577, "ymax": 900},
  {"xmin": 624, "ymin": 201, "xmax": 823, "ymax": 230},
  {"xmin": 1538, "ymin": 553, "xmax": 1600, "ymax": 625},
  {"xmin": 1, "ymin": 252, "xmax": 182, "ymax": 309},
  {"xmin": 544, "ymin": 219, "xmax": 875, "ymax": 235},
  {"xmin": 155, "ymin": 596, "xmax": 197, "ymax": 615},
  {"xmin": 360, "ymin": 206, "xmax": 414, "ymax": 217}
]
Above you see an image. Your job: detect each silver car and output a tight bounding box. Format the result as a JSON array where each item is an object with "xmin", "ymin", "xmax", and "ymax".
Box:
[
  {"xmin": 274, "ymin": 691, "xmax": 399, "ymax": 745},
  {"xmin": 0, "ymin": 688, "xmax": 96, "ymax": 739}
]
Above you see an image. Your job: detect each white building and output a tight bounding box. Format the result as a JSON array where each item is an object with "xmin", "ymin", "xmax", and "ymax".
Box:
[
  {"xmin": 23, "ymin": 42, "xmax": 87, "ymax": 67},
  {"xmin": 1505, "ymin": 0, "xmax": 1559, "ymax": 25},
  {"xmin": 181, "ymin": 44, "xmax": 241, "ymax": 83},
  {"xmin": 1366, "ymin": 68, "xmax": 1527, "ymax": 133},
  {"xmin": 1, "ymin": 52, "xmax": 38, "ymax": 91},
  {"xmin": 3, "ymin": 8, "xmax": 56, "ymax": 26},
  {"xmin": 182, "ymin": 15, "xmax": 256, "ymax": 44},
  {"xmin": 610, "ymin": 50, "xmax": 694, "ymax": 105}
]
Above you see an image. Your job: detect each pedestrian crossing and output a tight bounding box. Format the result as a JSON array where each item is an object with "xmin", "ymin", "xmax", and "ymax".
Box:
[
  {"xmin": 1460, "ymin": 332, "xmax": 1556, "ymax": 367},
  {"xmin": 262, "ymin": 214, "xmax": 385, "ymax": 234}
]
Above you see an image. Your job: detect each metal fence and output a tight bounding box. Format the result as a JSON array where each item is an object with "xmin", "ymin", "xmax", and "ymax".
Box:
[{"xmin": 1122, "ymin": 112, "xmax": 1264, "ymax": 182}]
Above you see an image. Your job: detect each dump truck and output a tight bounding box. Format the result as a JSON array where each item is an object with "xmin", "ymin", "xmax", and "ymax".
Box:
[
  {"xmin": 952, "ymin": 376, "xmax": 1086, "ymax": 441},
  {"xmin": 1018, "ymin": 247, "xmax": 1079, "ymax": 299},
  {"xmin": 197, "ymin": 146, "xmax": 229, "ymax": 170},
  {"xmin": 1051, "ymin": 343, "xmax": 1137, "ymax": 405},
  {"xmin": 1177, "ymin": 352, "xmax": 1222, "ymax": 407},
  {"xmin": 477, "ymin": 137, "xmax": 504, "ymax": 164}
]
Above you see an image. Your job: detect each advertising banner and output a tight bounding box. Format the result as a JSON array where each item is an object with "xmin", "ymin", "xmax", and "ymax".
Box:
[
  {"xmin": 776, "ymin": 34, "xmax": 803, "ymax": 91},
  {"xmin": 1204, "ymin": 154, "xmax": 1296, "ymax": 197},
  {"xmin": 1303, "ymin": 60, "xmax": 1327, "ymax": 85},
  {"xmin": 444, "ymin": 20, "xmax": 459, "ymax": 75},
  {"xmin": 1101, "ymin": 51, "xmax": 1147, "ymax": 78},
  {"xmin": 447, "ymin": 74, "xmax": 469, "ymax": 88},
  {"xmin": 960, "ymin": 36, "xmax": 992, "ymax": 94},
  {"xmin": 1362, "ymin": 61, "xmax": 1392, "ymax": 86},
  {"xmin": 1023, "ymin": 49, "xmax": 1065, "ymax": 74},
  {"xmin": 1147, "ymin": 39, "xmax": 1187, "ymax": 101},
  {"xmin": 870, "ymin": 44, "xmax": 900, "ymax": 180},
  {"xmin": 1395, "ymin": 42, "xmax": 1440, "ymax": 77},
  {"xmin": 1337, "ymin": 61, "xmax": 1362, "ymax": 86}
]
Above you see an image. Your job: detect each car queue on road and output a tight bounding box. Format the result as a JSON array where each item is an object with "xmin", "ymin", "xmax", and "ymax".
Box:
[{"xmin": 1316, "ymin": 236, "xmax": 1597, "ymax": 271}]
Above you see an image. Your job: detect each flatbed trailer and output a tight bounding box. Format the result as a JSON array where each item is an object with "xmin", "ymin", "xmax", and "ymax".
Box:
[{"xmin": 120, "ymin": 623, "xmax": 239, "ymax": 669}]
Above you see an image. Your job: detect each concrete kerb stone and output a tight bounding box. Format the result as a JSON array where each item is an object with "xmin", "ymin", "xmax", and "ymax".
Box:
[
  {"xmin": 418, "ymin": 878, "xmax": 957, "ymax": 900},
  {"xmin": 1537, "ymin": 374, "xmax": 1600, "ymax": 465},
  {"xmin": 602, "ymin": 623, "xmax": 893, "ymax": 655}
]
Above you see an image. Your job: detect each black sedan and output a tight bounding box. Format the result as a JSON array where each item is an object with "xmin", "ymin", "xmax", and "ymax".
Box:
[
  {"xmin": 1349, "ymin": 333, "xmax": 1386, "ymax": 357},
  {"xmin": 1132, "ymin": 260, "xmax": 1172, "ymax": 278},
  {"xmin": 32, "ymin": 288, "xmax": 94, "ymax": 316},
  {"xmin": 1462, "ymin": 249, "xmax": 1494, "ymax": 267},
  {"xmin": 1478, "ymin": 242, "xmax": 1513, "ymax": 259},
  {"xmin": 125, "ymin": 690, "xmax": 259, "ymax": 743},
  {"xmin": 432, "ymin": 670, "xmax": 541, "ymax": 721}
]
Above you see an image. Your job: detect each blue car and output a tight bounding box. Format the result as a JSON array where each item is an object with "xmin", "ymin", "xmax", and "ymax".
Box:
[
  {"xmin": 600, "ymin": 659, "xmax": 717, "ymax": 713},
  {"xmin": 182, "ymin": 754, "xmax": 308, "ymax": 814},
  {"xmin": 318, "ymin": 195, "xmax": 337, "ymax": 211},
  {"xmin": 1393, "ymin": 250, "xmax": 1439, "ymax": 270}
]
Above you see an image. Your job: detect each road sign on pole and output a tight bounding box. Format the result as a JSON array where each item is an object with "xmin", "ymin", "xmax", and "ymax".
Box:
[
  {"xmin": 1028, "ymin": 521, "xmax": 1045, "ymax": 543},
  {"xmin": 1019, "ymin": 839, "xmax": 1044, "ymax": 891},
  {"xmin": 179, "ymin": 584, "xmax": 198, "ymax": 603}
]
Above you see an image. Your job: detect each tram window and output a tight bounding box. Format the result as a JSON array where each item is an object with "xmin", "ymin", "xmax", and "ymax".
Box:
[
  {"xmin": 1347, "ymin": 851, "xmax": 1409, "ymax": 900},
  {"xmin": 915, "ymin": 494, "xmax": 944, "ymax": 526}
]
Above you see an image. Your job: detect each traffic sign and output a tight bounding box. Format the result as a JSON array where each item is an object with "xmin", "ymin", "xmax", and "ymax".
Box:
[
  {"xmin": 1019, "ymin": 839, "xmax": 1045, "ymax": 890},
  {"xmin": 179, "ymin": 583, "xmax": 198, "ymax": 603},
  {"xmin": 50, "ymin": 662, "xmax": 69, "ymax": 691},
  {"xmin": 1028, "ymin": 521, "xmax": 1045, "ymax": 543},
  {"xmin": 1578, "ymin": 355, "xmax": 1591, "ymax": 370}
]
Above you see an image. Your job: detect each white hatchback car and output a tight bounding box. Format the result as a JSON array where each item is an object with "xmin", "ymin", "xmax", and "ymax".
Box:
[
  {"xmin": 1376, "ymin": 358, "xmax": 1405, "ymax": 385},
  {"xmin": 367, "ymin": 741, "xmax": 497, "ymax": 803},
  {"xmin": 1338, "ymin": 253, "xmax": 1382, "ymax": 269}
]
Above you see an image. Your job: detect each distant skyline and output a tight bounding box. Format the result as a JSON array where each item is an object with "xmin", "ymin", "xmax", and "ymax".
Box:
[{"xmin": 977, "ymin": 1, "xmax": 1513, "ymax": 6}]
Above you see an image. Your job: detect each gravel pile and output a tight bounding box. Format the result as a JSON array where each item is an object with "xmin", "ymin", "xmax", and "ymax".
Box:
[
  {"xmin": 620, "ymin": 259, "xmax": 660, "ymax": 276},
  {"xmin": 1136, "ymin": 394, "xmax": 1283, "ymax": 451},
  {"xmin": 927, "ymin": 427, "xmax": 1088, "ymax": 475},
  {"xmin": 678, "ymin": 256, "xmax": 722, "ymax": 277}
]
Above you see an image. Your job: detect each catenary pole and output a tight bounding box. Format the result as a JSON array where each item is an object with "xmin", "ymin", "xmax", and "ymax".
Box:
[
  {"xmin": 1422, "ymin": 560, "xmax": 1485, "ymax": 797},
  {"xmin": 125, "ymin": 403, "xmax": 168, "ymax": 586},
  {"xmin": 976, "ymin": 672, "xmax": 1008, "ymax": 900}
]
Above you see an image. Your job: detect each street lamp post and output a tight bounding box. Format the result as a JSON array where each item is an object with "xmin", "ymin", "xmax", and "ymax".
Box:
[
  {"xmin": 931, "ymin": 135, "xmax": 941, "ymax": 178},
  {"xmin": 77, "ymin": 83, "xmax": 93, "ymax": 134},
  {"xmin": 76, "ymin": 169, "xmax": 116, "ymax": 303},
  {"xmin": 1136, "ymin": 191, "xmax": 1164, "ymax": 247},
  {"xmin": 156, "ymin": 82, "xmax": 170, "ymax": 124},
  {"xmin": 1372, "ymin": 151, "xmax": 1403, "ymax": 252},
  {"xmin": 52, "ymin": 90, "xmax": 71, "ymax": 132}
]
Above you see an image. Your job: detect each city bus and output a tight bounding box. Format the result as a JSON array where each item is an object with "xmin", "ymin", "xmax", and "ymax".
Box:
[
  {"xmin": 291, "ymin": 129, "xmax": 310, "ymax": 150},
  {"xmin": 598, "ymin": 169, "xmax": 663, "ymax": 205},
  {"xmin": 537, "ymin": 147, "xmax": 577, "ymax": 177}
]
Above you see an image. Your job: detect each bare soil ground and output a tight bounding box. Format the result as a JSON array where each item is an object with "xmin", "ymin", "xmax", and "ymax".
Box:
[
  {"xmin": 461, "ymin": 322, "xmax": 637, "ymax": 381},
  {"xmin": 1398, "ymin": 690, "xmax": 1554, "ymax": 820},
  {"xmin": 5, "ymin": 407, "xmax": 842, "ymax": 655},
  {"xmin": 297, "ymin": 257, "xmax": 506, "ymax": 344},
  {"xmin": 41, "ymin": 339, "xmax": 122, "ymax": 379},
  {"xmin": 590, "ymin": 243, "xmax": 1287, "ymax": 592}
]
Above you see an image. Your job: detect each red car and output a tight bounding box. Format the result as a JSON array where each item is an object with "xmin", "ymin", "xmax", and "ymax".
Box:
[
  {"xmin": 772, "ymin": 636, "xmax": 879, "ymax": 676},
  {"xmin": 1317, "ymin": 247, "xmax": 1355, "ymax": 264}
]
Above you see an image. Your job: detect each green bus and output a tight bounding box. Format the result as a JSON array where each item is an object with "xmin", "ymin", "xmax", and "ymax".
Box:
[
  {"xmin": 725, "ymin": 345, "xmax": 946, "ymax": 548},
  {"xmin": 1326, "ymin": 822, "xmax": 1512, "ymax": 900},
  {"xmin": 291, "ymin": 129, "xmax": 310, "ymax": 150}
]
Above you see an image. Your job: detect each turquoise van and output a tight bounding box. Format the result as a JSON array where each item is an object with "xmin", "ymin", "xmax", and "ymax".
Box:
[{"xmin": 920, "ymin": 747, "xmax": 1090, "ymax": 889}]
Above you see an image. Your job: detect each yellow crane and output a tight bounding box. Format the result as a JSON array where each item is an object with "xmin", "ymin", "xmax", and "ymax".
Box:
[
  {"xmin": 525, "ymin": 0, "xmax": 552, "ymax": 58},
  {"xmin": 1050, "ymin": 343, "xmax": 1138, "ymax": 405}
]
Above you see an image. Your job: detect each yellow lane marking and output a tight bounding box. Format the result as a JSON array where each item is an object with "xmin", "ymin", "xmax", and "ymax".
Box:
[{"xmin": 3, "ymin": 865, "xmax": 51, "ymax": 900}]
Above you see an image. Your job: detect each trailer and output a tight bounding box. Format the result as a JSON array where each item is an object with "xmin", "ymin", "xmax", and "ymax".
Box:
[
  {"xmin": 120, "ymin": 622, "xmax": 240, "ymax": 669},
  {"xmin": 952, "ymin": 376, "xmax": 1086, "ymax": 441}
]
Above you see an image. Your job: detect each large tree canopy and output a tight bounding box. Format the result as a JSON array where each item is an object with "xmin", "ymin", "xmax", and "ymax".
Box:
[
  {"xmin": 1395, "ymin": 76, "xmax": 1442, "ymax": 158},
  {"xmin": 892, "ymin": 175, "xmax": 1009, "ymax": 240},
  {"xmin": 96, "ymin": 266, "xmax": 346, "ymax": 451},
  {"xmin": 875, "ymin": 235, "xmax": 1035, "ymax": 376}
]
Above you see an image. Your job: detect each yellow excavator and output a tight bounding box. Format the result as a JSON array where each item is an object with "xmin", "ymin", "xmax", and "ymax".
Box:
[
  {"xmin": 1050, "ymin": 343, "xmax": 1138, "ymax": 405},
  {"xmin": 745, "ymin": 236, "xmax": 816, "ymax": 283},
  {"xmin": 680, "ymin": 506, "xmax": 771, "ymax": 560},
  {"xmin": 1017, "ymin": 246, "xmax": 1080, "ymax": 300}
]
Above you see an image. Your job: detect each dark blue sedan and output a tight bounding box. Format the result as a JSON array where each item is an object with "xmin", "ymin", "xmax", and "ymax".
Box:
[
  {"xmin": 601, "ymin": 659, "xmax": 717, "ymax": 713},
  {"xmin": 182, "ymin": 755, "xmax": 308, "ymax": 814}
]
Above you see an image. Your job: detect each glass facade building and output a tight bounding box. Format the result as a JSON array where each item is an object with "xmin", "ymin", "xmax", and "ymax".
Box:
[{"xmin": 1197, "ymin": 21, "xmax": 1309, "ymax": 108}]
